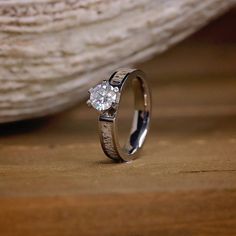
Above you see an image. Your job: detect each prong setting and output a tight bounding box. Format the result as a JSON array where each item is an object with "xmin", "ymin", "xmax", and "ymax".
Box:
[
  {"xmin": 113, "ymin": 87, "xmax": 119, "ymax": 92},
  {"xmin": 115, "ymin": 92, "xmax": 120, "ymax": 103},
  {"xmin": 87, "ymin": 81, "xmax": 120, "ymax": 112},
  {"xmin": 86, "ymin": 99, "xmax": 92, "ymax": 107}
]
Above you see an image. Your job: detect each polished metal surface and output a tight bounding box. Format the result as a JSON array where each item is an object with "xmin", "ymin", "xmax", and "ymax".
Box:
[{"xmin": 88, "ymin": 68, "xmax": 151, "ymax": 162}]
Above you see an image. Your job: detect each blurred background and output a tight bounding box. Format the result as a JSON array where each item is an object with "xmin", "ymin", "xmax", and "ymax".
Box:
[{"xmin": 0, "ymin": 5, "xmax": 235, "ymax": 236}]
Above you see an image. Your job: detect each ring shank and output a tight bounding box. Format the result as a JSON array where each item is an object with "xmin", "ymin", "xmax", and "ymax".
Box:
[{"xmin": 99, "ymin": 69, "xmax": 151, "ymax": 162}]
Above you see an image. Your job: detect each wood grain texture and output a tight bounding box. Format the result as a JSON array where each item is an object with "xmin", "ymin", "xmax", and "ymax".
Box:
[
  {"xmin": 0, "ymin": 191, "xmax": 236, "ymax": 236},
  {"xmin": 0, "ymin": 0, "xmax": 235, "ymax": 123}
]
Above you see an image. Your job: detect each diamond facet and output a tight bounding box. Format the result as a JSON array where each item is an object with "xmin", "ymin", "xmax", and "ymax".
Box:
[{"xmin": 89, "ymin": 82, "xmax": 119, "ymax": 111}]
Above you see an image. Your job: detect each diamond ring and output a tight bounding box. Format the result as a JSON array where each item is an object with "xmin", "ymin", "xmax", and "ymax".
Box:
[{"xmin": 87, "ymin": 68, "xmax": 152, "ymax": 162}]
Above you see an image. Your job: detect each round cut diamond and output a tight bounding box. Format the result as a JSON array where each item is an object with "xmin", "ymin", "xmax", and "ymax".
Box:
[{"xmin": 90, "ymin": 82, "xmax": 118, "ymax": 111}]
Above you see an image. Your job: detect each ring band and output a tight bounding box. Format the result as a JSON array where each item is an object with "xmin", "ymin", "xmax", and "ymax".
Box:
[{"xmin": 87, "ymin": 68, "xmax": 151, "ymax": 162}]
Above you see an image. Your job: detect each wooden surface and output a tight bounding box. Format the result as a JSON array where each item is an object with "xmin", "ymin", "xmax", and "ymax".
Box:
[
  {"xmin": 0, "ymin": 12, "xmax": 236, "ymax": 236},
  {"xmin": 0, "ymin": 0, "xmax": 235, "ymax": 123}
]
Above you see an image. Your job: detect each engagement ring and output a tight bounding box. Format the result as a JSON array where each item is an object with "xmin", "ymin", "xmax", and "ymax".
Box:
[{"xmin": 87, "ymin": 68, "xmax": 151, "ymax": 162}]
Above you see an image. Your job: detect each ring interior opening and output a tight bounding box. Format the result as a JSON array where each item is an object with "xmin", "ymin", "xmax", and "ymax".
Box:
[{"xmin": 117, "ymin": 76, "xmax": 150, "ymax": 155}]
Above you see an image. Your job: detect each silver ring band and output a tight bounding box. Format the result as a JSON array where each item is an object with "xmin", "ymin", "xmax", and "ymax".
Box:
[{"xmin": 88, "ymin": 68, "xmax": 151, "ymax": 162}]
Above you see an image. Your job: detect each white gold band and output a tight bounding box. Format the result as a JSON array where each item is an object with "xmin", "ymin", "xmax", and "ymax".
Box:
[{"xmin": 88, "ymin": 68, "xmax": 151, "ymax": 162}]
